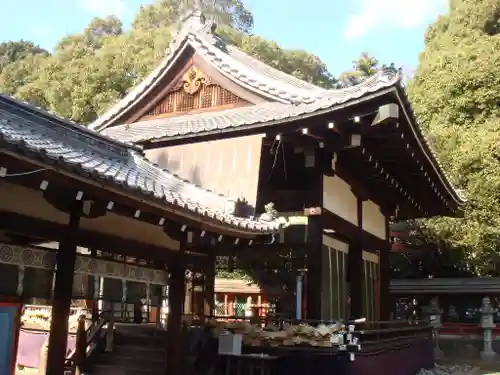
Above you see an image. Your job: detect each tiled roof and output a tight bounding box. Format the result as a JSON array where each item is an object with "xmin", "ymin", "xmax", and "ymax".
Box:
[
  {"xmin": 101, "ymin": 68, "xmax": 466, "ymax": 210},
  {"xmin": 0, "ymin": 94, "xmax": 279, "ymax": 234},
  {"xmin": 89, "ymin": 14, "xmax": 329, "ymax": 131},
  {"xmin": 101, "ymin": 69, "xmax": 401, "ymax": 143}
]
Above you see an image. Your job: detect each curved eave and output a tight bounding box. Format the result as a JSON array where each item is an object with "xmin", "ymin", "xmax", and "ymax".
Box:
[
  {"xmin": 100, "ymin": 70, "xmax": 463, "ymax": 218},
  {"xmin": 1, "ymin": 146, "xmax": 277, "ymax": 239},
  {"xmin": 394, "ymin": 86, "xmax": 466, "ymax": 213}
]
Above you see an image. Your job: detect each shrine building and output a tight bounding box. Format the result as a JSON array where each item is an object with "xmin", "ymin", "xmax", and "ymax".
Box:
[
  {"xmin": 0, "ymin": 6, "xmax": 465, "ymax": 375},
  {"xmin": 92, "ymin": 7, "xmax": 464, "ymax": 323}
]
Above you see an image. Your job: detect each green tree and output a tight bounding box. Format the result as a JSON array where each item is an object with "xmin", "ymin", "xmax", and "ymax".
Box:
[
  {"xmin": 0, "ymin": 40, "xmax": 48, "ymax": 72},
  {"xmin": 390, "ymin": 221, "xmax": 475, "ymax": 278},
  {"xmin": 339, "ymin": 52, "xmax": 379, "ymax": 87},
  {"xmin": 133, "ymin": 0, "xmax": 253, "ymax": 32},
  {"xmin": 408, "ymin": 0, "xmax": 500, "ymax": 273},
  {"xmin": 0, "ymin": 0, "xmax": 336, "ymax": 123}
]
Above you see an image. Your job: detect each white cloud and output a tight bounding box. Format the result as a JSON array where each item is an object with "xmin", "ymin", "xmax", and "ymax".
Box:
[
  {"xmin": 76, "ymin": 0, "xmax": 130, "ymax": 18},
  {"xmin": 343, "ymin": 0, "xmax": 448, "ymax": 39}
]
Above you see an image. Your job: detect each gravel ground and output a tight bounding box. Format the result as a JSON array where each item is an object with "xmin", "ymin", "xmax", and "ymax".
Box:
[{"xmin": 418, "ymin": 364, "xmax": 481, "ymax": 375}]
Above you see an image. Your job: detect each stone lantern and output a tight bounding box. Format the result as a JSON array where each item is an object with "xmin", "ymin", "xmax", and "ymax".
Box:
[
  {"xmin": 480, "ymin": 296, "xmax": 498, "ymax": 361},
  {"xmin": 428, "ymin": 297, "xmax": 443, "ymax": 359}
]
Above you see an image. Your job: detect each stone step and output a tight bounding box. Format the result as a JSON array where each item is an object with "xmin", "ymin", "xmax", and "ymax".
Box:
[{"xmin": 90, "ymin": 363, "xmax": 165, "ymax": 375}]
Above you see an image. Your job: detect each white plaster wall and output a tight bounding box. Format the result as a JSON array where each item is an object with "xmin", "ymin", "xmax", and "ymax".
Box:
[
  {"xmin": 362, "ymin": 200, "xmax": 387, "ymax": 239},
  {"xmin": 322, "ymin": 175, "xmax": 357, "ymax": 225}
]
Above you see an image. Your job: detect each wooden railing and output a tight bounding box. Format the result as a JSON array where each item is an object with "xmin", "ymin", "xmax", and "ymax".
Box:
[{"xmin": 64, "ymin": 310, "xmax": 114, "ymax": 375}]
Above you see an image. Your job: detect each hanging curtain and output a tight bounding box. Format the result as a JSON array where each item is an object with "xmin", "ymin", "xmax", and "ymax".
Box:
[
  {"xmin": 150, "ymin": 284, "xmax": 163, "ymax": 307},
  {"xmin": 126, "ymin": 281, "xmax": 147, "ymax": 303},
  {"xmin": 102, "ymin": 277, "xmax": 123, "ymax": 302},
  {"xmin": 72, "ymin": 274, "xmax": 95, "ymax": 300},
  {"xmin": 23, "ymin": 267, "xmax": 53, "ymax": 299},
  {"xmin": 0, "ymin": 264, "xmax": 19, "ymax": 296}
]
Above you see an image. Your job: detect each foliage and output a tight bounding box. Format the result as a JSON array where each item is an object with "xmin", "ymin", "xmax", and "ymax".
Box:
[
  {"xmin": 133, "ymin": 0, "xmax": 253, "ymax": 33},
  {"xmin": 390, "ymin": 220, "xmax": 475, "ymax": 278},
  {"xmin": 0, "ymin": 0, "xmax": 335, "ymax": 124},
  {"xmin": 407, "ymin": 0, "xmax": 500, "ymax": 273},
  {"xmin": 339, "ymin": 52, "xmax": 379, "ymax": 87},
  {"xmin": 0, "ymin": 40, "xmax": 48, "ymax": 72}
]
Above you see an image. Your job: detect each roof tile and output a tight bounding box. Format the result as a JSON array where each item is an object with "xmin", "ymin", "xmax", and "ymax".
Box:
[
  {"xmin": 102, "ymin": 69, "xmax": 401, "ymax": 143},
  {"xmin": 0, "ymin": 94, "xmax": 278, "ymax": 234}
]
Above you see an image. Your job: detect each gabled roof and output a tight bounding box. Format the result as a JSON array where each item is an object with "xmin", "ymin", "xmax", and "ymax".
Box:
[
  {"xmin": 89, "ymin": 11, "xmax": 329, "ymax": 132},
  {"xmin": 0, "ymin": 94, "xmax": 278, "ymax": 234},
  {"xmin": 101, "ymin": 69, "xmax": 400, "ymax": 143},
  {"xmin": 101, "ymin": 69, "xmax": 466, "ymax": 212}
]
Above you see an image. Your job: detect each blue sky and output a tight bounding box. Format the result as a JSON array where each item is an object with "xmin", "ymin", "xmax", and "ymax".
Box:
[{"xmin": 0, "ymin": 0, "xmax": 448, "ymax": 77}]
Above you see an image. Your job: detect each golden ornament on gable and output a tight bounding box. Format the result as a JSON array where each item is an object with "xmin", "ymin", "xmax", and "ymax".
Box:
[{"xmin": 182, "ymin": 66, "xmax": 212, "ymax": 95}]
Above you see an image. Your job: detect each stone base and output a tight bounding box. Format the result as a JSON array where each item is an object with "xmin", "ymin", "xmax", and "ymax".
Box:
[
  {"xmin": 434, "ymin": 347, "xmax": 444, "ymax": 360},
  {"xmin": 480, "ymin": 350, "xmax": 498, "ymax": 361}
]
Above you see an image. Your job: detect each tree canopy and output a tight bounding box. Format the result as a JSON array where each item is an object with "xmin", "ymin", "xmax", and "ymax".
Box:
[
  {"xmin": 407, "ymin": 0, "xmax": 500, "ymax": 274},
  {"xmin": 0, "ymin": 40, "xmax": 49, "ymax": 72},
  {"xmin": 0, "ymin": 0, "xmax": 336, "ymax": 124}
]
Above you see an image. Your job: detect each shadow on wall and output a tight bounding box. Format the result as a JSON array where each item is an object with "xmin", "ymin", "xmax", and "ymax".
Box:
[{"xmin": 157, "ymin": 152, "xmax": 203, "ymax": 187}]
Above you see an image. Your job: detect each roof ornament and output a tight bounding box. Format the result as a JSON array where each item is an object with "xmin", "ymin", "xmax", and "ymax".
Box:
[{"xmin": 175, "ymin": 0, "xmax": 217, "ymax": 36}]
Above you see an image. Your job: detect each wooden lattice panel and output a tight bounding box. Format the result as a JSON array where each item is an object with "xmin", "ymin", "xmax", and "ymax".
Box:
[{"xmin": 144, "ymin": 83, "xmax": 248, "ymax": 118}]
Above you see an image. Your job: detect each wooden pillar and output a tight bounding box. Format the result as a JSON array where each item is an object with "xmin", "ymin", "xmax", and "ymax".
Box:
[
  {"xmin": 166, "ymin": 232, "xmax": 186, "ymax": 375},
  {"xmin": 204, "ymin": 251, "xmax": 216, "ymax": 318},
  {"xmin": 305, "ymin": 223, "xmax": 322, "ymax": 320},
  {"xmin": 304, "ymin": 147, "xmax": 324, "ymax": 321},
  {"xmin": 379, "ymin": 218, "xmax": 391, "ymax": 321},
  {"xmin": 347, "ymin": 198, "xmax": 364, "ymax": 319},
  {"xmin": 224, "ymin": 294, "xmax": 228, "ymax": 316},
  {"xmin": 45, "ymin": 199, "xmax": 82, "ymax": 375}
]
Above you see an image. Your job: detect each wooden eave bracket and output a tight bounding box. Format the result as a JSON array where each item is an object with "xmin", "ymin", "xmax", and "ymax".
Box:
[{"xmin": 371, "ymin": 103, "xmax": 399, "ymax": 126}]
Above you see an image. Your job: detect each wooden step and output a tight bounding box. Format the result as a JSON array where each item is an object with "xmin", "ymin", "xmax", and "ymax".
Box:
[
  {"xmin": 96, "ymin": 352, "xmax": 166, "ymax": 367},
  {"xmin": 112, "ymin": 344, "xmax": 167, "ymax": 360},
  {"xmin": 90, "ymin": 363, "xmax": 165, "ymax": 375},
  {"xmin": 114, "ymin": 332, "xmax": 168, "ymax": 347}
]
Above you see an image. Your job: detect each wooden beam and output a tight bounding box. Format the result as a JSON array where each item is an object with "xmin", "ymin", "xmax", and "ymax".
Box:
[
  {"xmin": 0, "ymin": 153, "xmax": 265, "ymax": 238},
  {"xmin": 0, "ymin": 211, "xmax": 194, "ymax": 264},
  {"xmin": 321, "ymin": 209, "xmax": 387, "ymax": 252},
  {"xmin": 371, "ymin": 103, "xmax": 399, "ymax": 127}
]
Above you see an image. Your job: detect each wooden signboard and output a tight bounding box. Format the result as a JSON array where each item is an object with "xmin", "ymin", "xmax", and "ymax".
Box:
[{"xmin": 0, "ymin": 302, "xmax": 22, "ymax": 375}]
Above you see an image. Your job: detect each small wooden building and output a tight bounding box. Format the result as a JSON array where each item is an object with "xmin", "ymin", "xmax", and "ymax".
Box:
[{"xmin": 92, "ymin": 8, "xmax": 465, "ymax": 322}]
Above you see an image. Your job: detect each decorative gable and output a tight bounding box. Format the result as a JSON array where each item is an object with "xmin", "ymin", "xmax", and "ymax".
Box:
[{"xmin": 139, "ymin": 65, "xmax": 249, "ymax": 121}]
